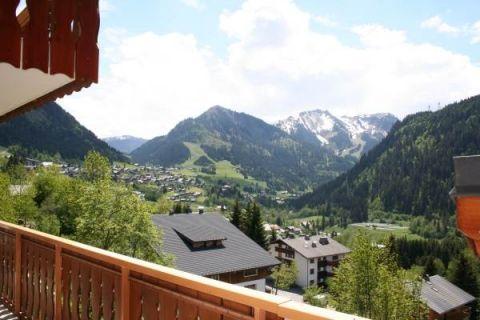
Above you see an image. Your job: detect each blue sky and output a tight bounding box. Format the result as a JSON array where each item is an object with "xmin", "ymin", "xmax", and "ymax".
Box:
[{"xmin": 62, "ymin": 0, "xmax": 480, "ymax": 138}]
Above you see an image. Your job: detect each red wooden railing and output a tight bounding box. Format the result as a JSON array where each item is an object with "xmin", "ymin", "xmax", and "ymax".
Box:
[
  {"xmin": 0, "ymin": 220, "xmax": 367, "ymax": 320},
  {"xmin": 0, "ymin": 0, "xmax": 99, "ymax": 82}
]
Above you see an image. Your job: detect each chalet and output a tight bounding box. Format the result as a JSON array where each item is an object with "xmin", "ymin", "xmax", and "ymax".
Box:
[
  {"xmin": 152, "ymin": 213, "xmax": 279, "ymax": 291},
  {"xmin": 270, "ymin": 235, "xmax": 350, "ymax": 288},
  {"xmin": 421, "ymin": 275, "xmax": 475, "ymax": 320}
]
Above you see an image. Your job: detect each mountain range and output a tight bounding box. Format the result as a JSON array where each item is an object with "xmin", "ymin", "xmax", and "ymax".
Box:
[
  {"xmin": 294, "ymin": 95, "xmax": 480, "ymax": 221},
  {"xmin": 103, "ymin": 135, "xmax": 147, "ymax": 154},
  {"xmin": 0, "ymin": 102, "xmax": 126, "ymax": 162},
  {"xmin": 276, "ymin": 110, "xmax": 398, "ymax": 159},
  {"xmin": 131, "ymin": 106, "xmax": 353, "ymax": 190}
]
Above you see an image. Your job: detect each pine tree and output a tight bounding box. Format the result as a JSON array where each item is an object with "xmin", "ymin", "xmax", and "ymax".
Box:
[
  {"xmin": 247, "ymin": 202, "xmax": 267, "ymax": 249},
  {"xmin": 231, "ymin": 199, "xmax": 242, "ymax": 229},
  {"xmin": 447, "ymin": 251, "xmax": 479, "ymax": 320}
]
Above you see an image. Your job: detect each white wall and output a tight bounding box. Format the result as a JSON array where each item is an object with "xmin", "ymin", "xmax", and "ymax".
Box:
[{"xmin": 236, "ymin": 278, "xmax": 266, "ymax": 292}]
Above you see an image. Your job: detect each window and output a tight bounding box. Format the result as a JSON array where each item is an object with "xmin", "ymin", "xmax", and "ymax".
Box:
[
  {"xmin": 245, "ymin": 284, "xmax": 257, "ymax": 290},
  {"xmin": 210, "ymin": 274, "xmax": 220, "ymax": 280},
  {"xmin": 310, "ymin": 268, "xmax": 314, "ymax": 275},
  {"xmin": 285, "ymin": 252, "xmax": 294, "ymax": 259},
  {"xmin": 244, "ymin": 269, "xmax": 258, "ymax": 277},
  {"xmin": 310, "ymin": 258, "xmax": 314, "ymax": 264},
  {"xmin": 319, "ymin": 267, "xmax": 325, "ymax": 272},
  {"xmin": 309, "ymin": 280, "xmax": 315, "ymax": 286},
  {"xmin": 333, "ymin": 255, "xmax": 338, "ymax": 260}
]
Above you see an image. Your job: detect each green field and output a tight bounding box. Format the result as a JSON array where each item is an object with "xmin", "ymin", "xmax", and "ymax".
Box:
[
  {"xmin": 288, "ymin": 215, "xmax": 422, "ymax": 246},
  {"xmin": 179, "ymin": 142, "xmax": 267, "ymax": 188}
]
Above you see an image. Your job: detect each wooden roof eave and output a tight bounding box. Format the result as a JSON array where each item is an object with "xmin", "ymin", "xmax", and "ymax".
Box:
[{"xmin": 0, "ymin": 0, "xmax": 100, "ymax": 120}]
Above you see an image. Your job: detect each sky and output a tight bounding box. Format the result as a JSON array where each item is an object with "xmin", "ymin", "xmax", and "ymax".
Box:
[{"xmin": 59, "ymin": 0, "xmax": 480, "ymax": 139}]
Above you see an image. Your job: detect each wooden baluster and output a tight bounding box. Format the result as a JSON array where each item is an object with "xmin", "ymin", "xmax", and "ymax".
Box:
[
  {"xmin": 23, "ymin": 0, "xmax": 50, "ymax": 73},
  {"xmin": 101, "ymin": 271, "xmax": 114, "ymax": 320},
  {"xmin": 14, "ymin": 232, "xmax": 22, "ymax": 314},
  {"xmin": 80, "ymin": 263, "xmax": 91, "ymax": 320},
  {"xmin": 32, "ymin": 246, "xmax": 40, "ymax": 319},
  {"xmin": 254, "ymin": 307, "xmax": 266, "ymax": 320},
  {"xmin": 120, "ymin": 267, "xmax": 129, "ymax": 320},
  {"xmin": 0, "ymin": 233, "xmax": 5, "ymax": 297},
  {"xmin": 70, "ymin": 259, "xmax": 80, "ymax": 320},
  {"xmin": 40, "ymin": 249, "xmax": 48, "ymax": 319},
  {"xmin": 0, "ymin": 0, "xmax": 21, "ymax": 68},
  {"xmin": 142, "ymin": 286, "xmax": 159, "ymax": 320},
  {"xmin": 75, "ymin": 0, "xmax": 100, "ymax": 82},
  {"xmin": 197, "ymin": 292, "xmax": 222, "ymax": 320},
  {"xmin": 90, "ymin": 268, "xmax": 101, "ymax": 319},
  {"xmin": 26, "ymin": 242, "xmax": 34, "ymax": 316},
  {"xmin": 50, "ymin": 0, "xmax": 76, "ymax": 77},
  {"xmin": 54, "ymin": 245, "xmax": 63, "ymax": 320},
  {"xmin": 46, "ymin": 250, "xmax": 55, "ymax": 320},
  {"xmin": 129, "ymin": 281, "xmax": 142, "ymax": 320}
]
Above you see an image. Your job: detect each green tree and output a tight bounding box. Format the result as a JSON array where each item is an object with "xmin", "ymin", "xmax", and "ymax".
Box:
[
  {"xmin": 75, "ymin": 181, "xmax": 171, "ymax": 264},
  {"xmin": 156, "ymin": 197, "xmax": 173, "ymax": 214},
  {"xmin": 330, "ymin": 232, "xmax": 427, "ymax": 320},
  {"xmin": 231, "ymin": 199, "xmax": 242, "ymax": 229},
  {"xmin": 272, "ymin": 262, "xmax": 297, "ymax": 294},
  {"xmin": 83, "ymin": 151, "xmax": 111, "ymax": 182},
  {"xmin": 446, "ymin": 250, "xmax": 479, "ymax": 320},
  {"xmin": 303, "ymin": 285, "xmax": 326, "ymax": 307},
  {"xmin": 0, "ymin": 173, "xmax": 15, "ymax": 222},
  {"xmin": 247, "ymin": 202, "xmax": 267, "ymax": 249}
]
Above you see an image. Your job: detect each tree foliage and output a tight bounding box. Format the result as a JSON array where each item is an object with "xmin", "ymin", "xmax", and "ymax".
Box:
[
  {"xmin": 330, "ymin": 232, "xmax": 427, "ymax": 320},
  {"xmin": 272, "ymin": 262, "xmax": 297, "ymax": 293}
]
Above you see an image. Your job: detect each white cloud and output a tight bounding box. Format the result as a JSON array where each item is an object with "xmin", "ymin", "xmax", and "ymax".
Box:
[
  {"xmin": 421, "ymin": 16, "xmax": 460, "ymax": 34},
  {"xmin": 100, "ymin": 0, "xmax": 114, "ymax": 13},
  {"xmin": 314, "ymin": 15, "xmax": 337, "ymax": 28},
  {"xmin": 61, "ymin": 0, "xmax": 480, "ymax": 138},
  {"xmin": 352, "ymin": 24, "xmax": 406, "ymax": 47},
  {"xmin": 181, "ymin": 0, "xmax": 204, "ymax": 10},
  {"xmin": 471, "ymin": 21, "xmax": 480, "ymax": 44}
]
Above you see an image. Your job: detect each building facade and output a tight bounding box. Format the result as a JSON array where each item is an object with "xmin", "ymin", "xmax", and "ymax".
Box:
[
  {"xmin": 270, "ymin": 235, "xmax": 350, "ymax": 288},
  {"xmin": 153, "ymin": 213, "xmax": 279, "ymax": 291}
]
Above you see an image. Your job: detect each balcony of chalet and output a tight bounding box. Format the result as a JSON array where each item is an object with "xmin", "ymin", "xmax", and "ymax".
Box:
[{"xmin": 0, "ymin": 220, "xmax": 372, "ymax": 320}]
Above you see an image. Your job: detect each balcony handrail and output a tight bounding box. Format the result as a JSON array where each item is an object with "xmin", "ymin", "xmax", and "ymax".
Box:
[{"xmin": 0, "ymin": 220, "xmax": 367, "ymax": 320}]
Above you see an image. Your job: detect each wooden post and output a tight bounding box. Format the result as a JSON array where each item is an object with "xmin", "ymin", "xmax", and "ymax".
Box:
[
  {"xmin": 54, "ymin": 244, "xmax": 62, "ymax": 320},
  {"xmin": 121, "ymin": 267, "xmax": 130, "ymax": 320},
  {"xmin": 254, "ymin": 307, "xmax": 266, "ymax": 320},
  {"xmin": 14, "ymin": 231, "xmax": 22, "ymax": 314}
]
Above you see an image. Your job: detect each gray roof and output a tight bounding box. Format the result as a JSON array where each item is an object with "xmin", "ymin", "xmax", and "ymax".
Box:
[
  {"xmin": 280, "ymin": 235, "xmax": 350, "ymax": 259},
  {"xmin": 172, "ymin": 223, "xmax": 227, "ymax": 242},
  {"xmin": 152, "ymin": 213, "xmax": 279, "ymax": 276},
  {"xmin": 421, "ymin": 275, "xmax": 475, "ymax": 315}
]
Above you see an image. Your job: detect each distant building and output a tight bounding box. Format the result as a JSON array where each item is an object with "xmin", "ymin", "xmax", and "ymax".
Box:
[
  {"xmin": 152, "ymin": 213, "xmax": 279, "ymax": 291},
  {"xmin": 421, "ymin": 275, "xmax": 475, "ymax": 320},
  {"xmin": 269, "ymin": 235, "xmax": 350, "ymax": 288}
]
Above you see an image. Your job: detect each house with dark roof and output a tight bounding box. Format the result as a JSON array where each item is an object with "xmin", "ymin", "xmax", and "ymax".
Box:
[
  {"xmin": 152, "ymin": 213, "xmax": 279, "ymax": 291},
  {"xmin": 269, "ymin": 235, "xmax": 350, "ymax": 288},
  {"xmin": 421, "ymin": 275, "xmax": 475, "ymax": 320}
]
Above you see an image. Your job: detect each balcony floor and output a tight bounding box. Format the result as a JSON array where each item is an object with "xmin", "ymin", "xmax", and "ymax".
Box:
[{"xmin": 0, "ymin": 304, "xmax": 17, "ymax": 320}]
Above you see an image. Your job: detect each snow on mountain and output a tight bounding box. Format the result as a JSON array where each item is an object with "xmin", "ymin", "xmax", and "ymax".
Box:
[{"xmin": 276, "ymin": 110, "xmax": 398, "ymax": 159}]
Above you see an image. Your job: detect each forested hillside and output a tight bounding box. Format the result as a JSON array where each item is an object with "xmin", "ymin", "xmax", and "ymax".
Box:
[
  {"xmin": 132, "ymin": 106, "xmax": 352, "ymax": 190},
  {"xmin": 295, "ymin": 95, "xmax": 480, "ymax": 221},
  {"xmin": 0, "ymin": 102, "xmax": 127, "ymax": 162}
]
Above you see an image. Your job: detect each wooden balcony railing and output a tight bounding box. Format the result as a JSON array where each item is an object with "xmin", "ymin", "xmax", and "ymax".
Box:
[{"xmin": 0, "ymin": 220, "xmax": 366, "ymax": 320}]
